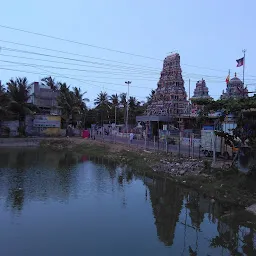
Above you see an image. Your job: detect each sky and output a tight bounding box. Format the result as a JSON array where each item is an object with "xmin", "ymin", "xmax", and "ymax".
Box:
[{"xmin": 0, "ymin": 0, "xmax": 255, "ymax": 107}]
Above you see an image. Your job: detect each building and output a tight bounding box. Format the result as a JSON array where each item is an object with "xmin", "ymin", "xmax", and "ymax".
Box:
[
  {"xmin": 192, "ymin": 79, "xmax": 211, "ymax": 99},
  {"xmin": 30, "ymin": 82, "xmax": 61, "ymax": 115},
  {"xmin": 221, "ymin": 73, "xmax": 248, "ymax": 99},
  {"xmin": 147, "ymin": 53, "xmax": 188, "ymax": 116},
  {"xmin": 136, "ymin": 54, "xmax": 189, "ymax": 135},
  {"xmin": 191, "ymin": 79, "xmax": 212, "ymax": 115}
]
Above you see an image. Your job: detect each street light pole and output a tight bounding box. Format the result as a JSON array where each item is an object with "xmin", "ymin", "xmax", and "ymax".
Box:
[
  {"xmin": 115, "ymin": 105, "xmax": 117, "ymax": 126},
  {"xmin": 125, "ymin": 81, "xmax": 131, "ymax": 135}
]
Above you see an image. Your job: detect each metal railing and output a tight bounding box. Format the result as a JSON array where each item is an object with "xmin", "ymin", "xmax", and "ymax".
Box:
[{"xmin": 91, "ymin": 131, "xmax": 202, "ymax": 159}]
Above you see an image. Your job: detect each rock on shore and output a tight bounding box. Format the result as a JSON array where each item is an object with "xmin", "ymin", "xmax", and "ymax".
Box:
[{"xmin": 151, "ymin": 158, "xmax": 205, "ymax": 176}]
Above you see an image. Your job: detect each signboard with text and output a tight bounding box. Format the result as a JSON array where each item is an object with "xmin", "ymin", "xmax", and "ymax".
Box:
[{"xmin": 33, "ymin": 115, "xmax": 61, "ymax": 128}]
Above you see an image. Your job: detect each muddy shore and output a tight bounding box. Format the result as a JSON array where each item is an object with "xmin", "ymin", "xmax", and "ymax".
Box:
[{"xmin": 1, "ymin": 137, "xmax": 256, "ymax": 208}]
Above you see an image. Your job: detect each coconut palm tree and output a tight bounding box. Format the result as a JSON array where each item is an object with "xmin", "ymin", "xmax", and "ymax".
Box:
[
  {"xmin": 72, "ymin": 87, "xmax": 90, "ymax": 127},
  {"xmin": 94, "ymin": 91, "xmax": 110, "ymax": 108},
  {"xmin": 94, "ymin": 91, "xmax": 110, "ymax": 125},
  {"xmin": 7, "ymin": 77, "xmax": 37, "ymax": 134},
  {"xmin": 57, "ymin": 83, "xmax": 89, "ymax": 128},
  {"xmin": 110, "ymin": 94, "xmax": 119, "ymax": 106},
  {"xmin": 128, "ymin": 96, "xmax": 141, "ymax": 124},
  {"xmin": 73, "ymin": 87, "xmax": 89, "ymax": 111},
  {"xmin": 41, "ymin": 76, "xmax": 58, "ymax": 91},
  {"xmin": 41, "ymin": 76, "xmax": 58, "ymax": 108},
  {"xmin": 57, "ymin": 83, "xmax": 77, "ymax": 126},
  {"xmin": 119, "ymin": 93, "xmax": 127, "ymax": 107},
  {"xmin": 119, "ymin": 93, "xmax": 127, "ymax": 124},
  {"xmin": 0, "ymin": 83, "xmax": 10, "ymax": 119},
  {"xmin": 147, "ymin": 89, "xmax": 155, "ymax": 105},
  {"xmin": 110, "ymin": 94, "xmax": 119, "ymax": 124}
]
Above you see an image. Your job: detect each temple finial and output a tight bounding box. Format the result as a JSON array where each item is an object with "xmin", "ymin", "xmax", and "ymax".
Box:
[{"xmin": 235, "ymin": 72, "xmax": 237, "ymax": 77}]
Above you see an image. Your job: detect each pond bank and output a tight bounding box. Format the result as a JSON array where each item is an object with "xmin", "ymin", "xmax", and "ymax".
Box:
[
  {"xmin": 38, "ymin": 138, "xmax": 256, "ymax": 208},
  {"xmin": 1, "ymin": 137, "xmax": 255, "ymax": 208},
  {"xmin": 0, "ymin": 137, "xmax": 43, "ymax": 147}
]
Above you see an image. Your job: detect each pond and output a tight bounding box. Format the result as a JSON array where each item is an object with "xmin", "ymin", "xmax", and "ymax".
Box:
[{"xmin": 0, "ymin": 148, "xmax": 255, "ymax": 256}]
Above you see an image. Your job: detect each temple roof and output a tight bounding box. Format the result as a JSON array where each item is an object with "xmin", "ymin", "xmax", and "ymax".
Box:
[
  {"xmin": 229, "ymin": 76, "xmax": 242, "ymax": 85},
  {"xmin": 221, "ymin": 73, "xmax": 248, "ymax": 99}
]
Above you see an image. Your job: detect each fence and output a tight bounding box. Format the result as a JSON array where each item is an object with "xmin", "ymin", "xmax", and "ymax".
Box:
[{"xmin": 91, "ymin": 130, "xmax": 203, "ymax": 159}]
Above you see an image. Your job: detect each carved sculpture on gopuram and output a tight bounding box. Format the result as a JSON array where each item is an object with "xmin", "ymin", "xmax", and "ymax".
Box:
[
  {"xmin": 221, "ymin": 73, "xmax": 248, "ymax": 99},
  {"xmin": 147, "ymin": 53, "xmax": 188, "ymax": 116},
  {"xmin": 191, "ymin": 79, "xmax": 212, "ymax": 115}
]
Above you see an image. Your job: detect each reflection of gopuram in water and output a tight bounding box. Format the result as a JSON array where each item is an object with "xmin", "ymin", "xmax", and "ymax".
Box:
[
  {"xmin": 186, "ymin": 193, "xmax": 206, "ymax": 229},
  {"xmin": 144, "ymin": 177, "xmax": 256, "ymax": 255},
  {"xmin": 144, "ymin": 178, "xmax": 183, "ymax": 246}
]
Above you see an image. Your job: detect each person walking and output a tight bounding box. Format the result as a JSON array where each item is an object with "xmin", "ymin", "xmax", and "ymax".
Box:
[{"xmin": 129, "ymin": 132, "xmax": 134, "ymax": 144}]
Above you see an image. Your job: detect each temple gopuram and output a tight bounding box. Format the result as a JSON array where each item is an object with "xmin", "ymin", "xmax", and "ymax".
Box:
[
  {"xmin": 147, "ymin": 53, "xmax": 188, "ymax": 116},
  {"xmin": 192, "ymin": 79, "xmax": 211, "ymax": 99},
  {"xmin": 136, "ymin": 53, "xmax": 189, "ymax": 135},
  {"xmin": 191, "ymin": 79, "xmax": 212, "ymax": 115},
  {"xmin": 221, "ymin": 73, "xmax": 248, "ymax": 99}
]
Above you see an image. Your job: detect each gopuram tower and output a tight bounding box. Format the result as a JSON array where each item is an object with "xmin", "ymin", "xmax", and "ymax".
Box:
[
  {"xmin": 191, "ymin": 79, "xmax": 212, "ymax": 115},
  {"xmin": 147, "ymin": 53, "xmax": 188, "ymax": 116},
  {"xmin": 192, "ymin": 79, "xmax": 211, "ymax": 99}
]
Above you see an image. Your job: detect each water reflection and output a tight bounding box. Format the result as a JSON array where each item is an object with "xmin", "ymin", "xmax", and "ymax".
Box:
[
  {"xmin": 6, "ymin": 188, "xmax": 24, "ymax": 212},
  {"xmin": 144, "ymin": 176, "xmax": 256, "ymax": 255},
  {"xmin": 0, "ymin": 149, "xmax": 255, "ymax": 255},
  {"xmin": 145, "ymin": 178, "xmax": 183, "ymax": 246},
  {"xmin": 0, "ymin": 149, "xmax": 81, "ymax": 213}
]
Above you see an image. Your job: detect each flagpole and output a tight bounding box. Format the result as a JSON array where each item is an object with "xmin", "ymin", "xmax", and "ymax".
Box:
[{"xmin": 242, "ymin": 49, "xmax": 246, "ymax": 86}]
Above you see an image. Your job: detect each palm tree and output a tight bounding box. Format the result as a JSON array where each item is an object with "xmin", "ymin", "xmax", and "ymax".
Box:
[
  {"xmin": 147, "ymin": 89, "xmax": 155, "ymax": 105},
  {"xmin": 94, "ymin": 91, "xmax": 110, "ymax": 125},
  {"xmin": 57, "ymin": 83, "xmax": 89, "ymax": 128},
  {"xmin": 94, "ymin": 91, "xmax": 110, "ymax": 108},
  {"xmin": 110, "ymin": 94, "xmax": 119, "ymax": 124},
  {"xmin": 119, "ymin": 93, "xmax": 127, "ymax": 106},
  {"xmin": 57, "ymin": 83, "xmax": 77, "ymax": 126},
  {"xmin": 73, "ymin": 87, "xmax": 89, "ymax": 111},
  {"xmin": 72, "ymin": 87, "xmax": 89, "ymax": 127},
  {"xmin": 110, "ymin": 94, "xmax": 119, "ymax": 106},
  {"xmin": 119, "ymin": 93, "xmax": 127, "ymax": 124},
  {"xmin": 41, "ymin": 76, "xmax": 58, "ymax": 91},
  {"xmin": 0, "ymin": 83, "xmax": 10, "ymax": 119},
  {"xmin": 7, "ymin": 77, "xmax": 37, "ymax": 134},
  {"xmin": 41, "ymin": 76, "xmax": 58, "ymax": 108},
  {"xmin": 128, "ymin": 96, "xmax": 141, "ymax": 124}
]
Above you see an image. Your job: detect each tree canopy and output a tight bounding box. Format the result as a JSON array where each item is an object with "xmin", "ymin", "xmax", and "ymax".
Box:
[
  {"xmin": 194, "ymin": 96, "xmax": 256, "ymax": 145},
  {"xmin": 0, "ymin": 75, "xmax": 150, "ymax": 129}
]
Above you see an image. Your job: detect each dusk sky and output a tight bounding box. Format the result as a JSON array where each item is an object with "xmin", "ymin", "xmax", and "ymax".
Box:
[{"xmin": 0, "ymin": 0, "xmax": 255, "ymax": 107}]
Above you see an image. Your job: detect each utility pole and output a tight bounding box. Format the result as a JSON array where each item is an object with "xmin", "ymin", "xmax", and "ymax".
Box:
[
  {"xmin": 0, "ymin": 48, "xmax": 2, "ymax": 92},
  {"xmin": 125, "ymin": 81, "xmax": 131, "ymax": 135},
  {"xmin": 115, "ymin": 106, "xmax": 117, "ymax": 126},
  {"xmin": 212, "ymin": 131, "xmax": 216, "ymax": 166},
  {"xmin": 188, "ymin": 79, "xmax": 191, "ymax": 115}
]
